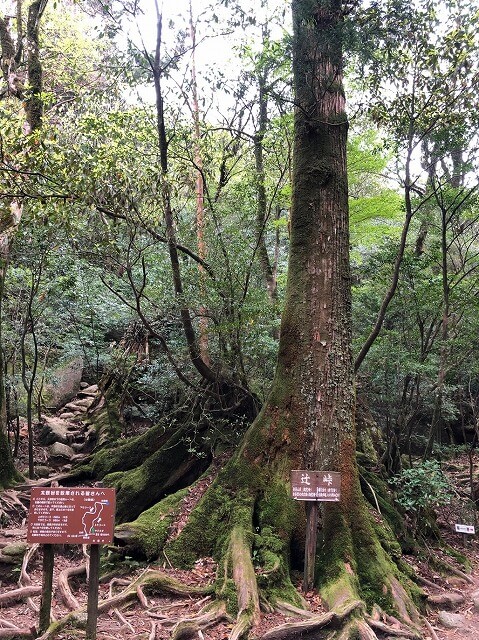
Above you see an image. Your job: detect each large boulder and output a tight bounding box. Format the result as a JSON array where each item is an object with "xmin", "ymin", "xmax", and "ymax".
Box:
[
  {"xmin": 0, "ymin": 542, "xmax": 28, "ymax": 582},
  {"xmin": 44, "ymin": 357, "xmax": 84, "ymax": 410},
  {"xmin": 49, "ymin": 442, "xmax": 75, "ymax": 461},
  {"xmin": 38, "ymin": 417, "xmax": 71, "ymax": 445}
]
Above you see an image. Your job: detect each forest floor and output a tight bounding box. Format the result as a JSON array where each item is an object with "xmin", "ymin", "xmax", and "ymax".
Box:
[{"xmin": 1, "ymin": 416, "xmax": 479, "ymax": 639}]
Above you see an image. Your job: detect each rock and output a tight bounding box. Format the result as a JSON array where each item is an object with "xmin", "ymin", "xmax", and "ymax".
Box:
[
  {"xmin": 80, "ymin": 382, "xmax": 89, "ymax": 389},
  {"xmin": 0, "ymin": 543, "xmax": 26, "ymax": 583},
  {"xmin": 1, "ymin": 542, "xmax": 27, "ymax": 558},
  {"xmin": 74, "ymin": 397, "xmax": 95, "ymax": 409},
  {"xmin": 438, "ymin": 611, "xmax": 466, "ymax": 629},
  {"xmin": 35, "ymin": 465, "xmax": 51, "ymax": 478},
  {"xmin": 59, "ymin": 412, "xmax": 76, "ymax": 420},
  {"xmin": 78, "ymin": 384, "xmax": 99, "ymax": 397},
  {"xmin": 427, "ymin": 592, "xmax": 465, "ymax": 609},
  {"xmin": 43, "ymin": 357, "xmax": 84, "ymax": 409},
  {"xmin": 38, "ymin": 417, "xmax": 71, "ymax": 445},
  {"xmin": 49, "ymin": 442, "xmax": 75, "ymax": 461},
  {"xmin": 64, "ymin": 402, "xmax": 88, "ymax": 413},
  {"xmin": 472, "ymin": 589, "xmax": 479, "ymax": 613}
]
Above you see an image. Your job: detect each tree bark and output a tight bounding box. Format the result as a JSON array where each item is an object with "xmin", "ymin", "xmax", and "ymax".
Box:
[
  {"xmin": 254, "ymin": 44, "xmax": 277, "ymax": 301},
  {"xmin": 189, "ymin": 0, "xmax": 210, "ymax": 365},
  {"xmin": 123, "ymin": 3, "xmax": 421, "ymax": 637}
]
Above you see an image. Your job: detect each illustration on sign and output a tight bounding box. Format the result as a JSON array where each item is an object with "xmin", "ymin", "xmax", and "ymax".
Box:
[
  {"xmin": 27, "ymin": 487, "xmax": 116, "ymax": 545},
  {"xmin": 290, "ymin": 470, "xmax": 341, "ymax": 501}
]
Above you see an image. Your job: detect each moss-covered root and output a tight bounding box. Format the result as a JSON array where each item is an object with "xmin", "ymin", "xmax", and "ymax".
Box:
[
  {"xmin": 35, "ymin": 569, "xmax": 213, "ymax": 640},
  {"xmin": 171, "ymin": 602, "xmax": 230, "ymax": 640},
  {"xmin": 114, "ymin": 488, "xmax": 188, "ymax": 559},
  {"xmin": 261, "ymin": 600, "xmax": 363, "ymax": 639},
  {"xmin": 221, "ymin": 525, "xmax": 260, "ymax": 640},
  {"xmin": 262, "ymin": 600, "xmax": 422, "ymax": 640}
]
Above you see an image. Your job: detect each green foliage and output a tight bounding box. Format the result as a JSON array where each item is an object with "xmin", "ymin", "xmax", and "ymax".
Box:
[{"xmin": 391, "ymin": 460, "xmax": 453, "ymax": 514}]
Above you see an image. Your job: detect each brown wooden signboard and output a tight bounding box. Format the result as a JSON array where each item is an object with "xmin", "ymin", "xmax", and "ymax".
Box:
[
  {"xmin": 27, "ymin": 487, "xmax": 116, "ymax": 545},
  {"xmin": 291, "ymin": 470, "xmax": 341, "ymax": 501}
]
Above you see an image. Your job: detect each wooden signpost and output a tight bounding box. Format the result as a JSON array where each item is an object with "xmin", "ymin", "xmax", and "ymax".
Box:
[
  {"xmin": 27, "ymin": 487, "xmax": 116, "ymax": 639},
  {"xmin": 291, "ymin": 470, "xmax": 341, "ymax": 592}
]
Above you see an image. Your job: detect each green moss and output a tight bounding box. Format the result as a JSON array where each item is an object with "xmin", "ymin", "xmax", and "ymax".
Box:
[
  {"xmin": 0, "ymin": 429, "xmax": 21, "ymax": 489},
  {"xmin": 90, "ymin": 418, "xmax": 171, "ymax": 478},
  {"xmin": 258, "ymin": 478, "xmax": 299, "ymax": 537},
  {"xmin": 359, "ymin": 467, "xmax": 416, "ymax": 552},
  {"xmin": 221, "ymin": 578, "xmax": 239, "ymax": 617},
  {"xmin": 91, "ymin": 401, "xmax": 123, "ymax": 445},
  {"xmin": 166, "ymin": 457, "xmax": 260, "ymax": 569},
  {"xmin": 102, "ymin": 425, "xmax": 209, "ymax": 522},
  {"xmin": 319, "ymin": 506, "xmax": 356, "ymax": 585},
  {"xmin": 443, "ymin": 545, "xmax": 472, "ymax": 572},
  {"xmin": 116, "ymin": 488, "xmax": 188, "ymax": 560},
  {"xmin": 68, "ymin": 463, "xmax": 94, "ymax": 482},
  {"xmin": 430, "ymin": 549, "xmax": 472, "ymax": 576}
]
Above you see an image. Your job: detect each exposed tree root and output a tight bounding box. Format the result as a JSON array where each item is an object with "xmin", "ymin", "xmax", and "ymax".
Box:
[
  {"xmin": 366, "ymin": 616, "xmax": 420, "ymax": 638},
  {"xmin": 0, "ymin": 489, "xmax": 29, "ymax": 516},
  {"xmin": 35, "ymin": 569, "xmax": 213, "ymax": 640},
  {"xmin": 113, "ymin": 608, "xmax": 135, "ymax": 632},
  {"xmin": 230, "ymin": 526, "xmax": 260, "ymax": 620},
  {"xmin": 426, "ymin": 592, "xmax": 465, "ymax": 608},
  {"xmin": 274, "ymin": 601, "xmax": 313, "ymax": 618},
  {"xmin": 0, "ymin": 585, "xmax": 42, "ymax": 605},
  {"xmin": 0, "ymin": 629, "xmax": 35, "ymax": 639},
  {"xmin": 258, "ymin": 600, "xmax": 424, "ymax": 640},
  {"xmin": 431, "ymin": 556, "xmax": 475, "ymax": 584},
  {"xmin": 171, "ymin": 602, "xmax": 229, "ymax": 640},
  {"xmin": 387, "ymin": 575, "xmax": 420, "ymax": 625},
  {"xmin": 18, "ymin": 543, "xmax": 40, "ymax": 613},
  {"xmin": 136, "ymin": 584, "xmax": 149, "ymax": 608},
  {"xmin": 58, "ymin": 564, "xmax": 86, "ymax": 610},
  {"xmin": 423, "ymin": 618, "xmax": 440, "ymax": 640},
  {"xmin": 261, "ymin": 601, "xmax": 363, "ymax": 640}
]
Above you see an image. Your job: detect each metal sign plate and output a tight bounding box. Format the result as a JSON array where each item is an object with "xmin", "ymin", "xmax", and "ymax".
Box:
[
  {"xmin": 27, "ymin": 487, "xmax": 116, "ymax": 544},
  {"xmin": 291, "ymin": 470, "xmax": 341, "ymax": 501}
]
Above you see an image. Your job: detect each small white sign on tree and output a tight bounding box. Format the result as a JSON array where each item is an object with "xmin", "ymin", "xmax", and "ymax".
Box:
[{"xmin": 455, "ymin": 524, "xmax": 475, "ymax": 535}]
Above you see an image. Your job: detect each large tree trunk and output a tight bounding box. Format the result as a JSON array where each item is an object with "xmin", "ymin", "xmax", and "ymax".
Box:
[{"xmin": 115, "ymin": 2, "xmax": 424, "ymax": 638}]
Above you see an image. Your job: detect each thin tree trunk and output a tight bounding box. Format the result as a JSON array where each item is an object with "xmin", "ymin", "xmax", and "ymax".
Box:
[
  {"xmin": 150, "ymin": 2, "xmax": 216, "ymax": 384},
  {"xmin": 189, "ymin": 0, "xmax": 209, "ymax": 365},
  {"xmin": 0, "ymin": 0, "xmax": 47, "ymax": 486},
  {"xmin": 254, "ymin": 39, "xmax": 277, "ymax": 301},
  {"xmin": 425, "ymin": 200, "xmax": 450, "ymax": 457}
]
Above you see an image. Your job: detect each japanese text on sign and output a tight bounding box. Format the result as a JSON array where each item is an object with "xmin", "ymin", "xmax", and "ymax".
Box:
[
  {"xmin": 291, "ymin": 470, "xmax": 341, "ymax": 501},
  {"xmin": 455, "ymin": 524, "xmax": 475, "ymax": 535},
  {"xmin": 27, "ymin": 487, "xmax": 116, "ymax": 544}
]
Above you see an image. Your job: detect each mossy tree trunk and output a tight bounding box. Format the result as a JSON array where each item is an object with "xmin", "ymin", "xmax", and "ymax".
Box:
[{"xmin": 119, "ymin": 2, "xmax": 424, "ymax": 638}]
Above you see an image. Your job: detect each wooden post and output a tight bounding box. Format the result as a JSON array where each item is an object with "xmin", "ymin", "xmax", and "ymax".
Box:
[
  {"xmin": 86, "ymin": 544, "xmax": 100, "ymax": 640},
  {"xmin": 303, "ymin": 502, "xmax": 319, "ymax": 592},
  {"xmin": 39, "ymin": 544, "xmax": 54, "ymax": 633}
]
